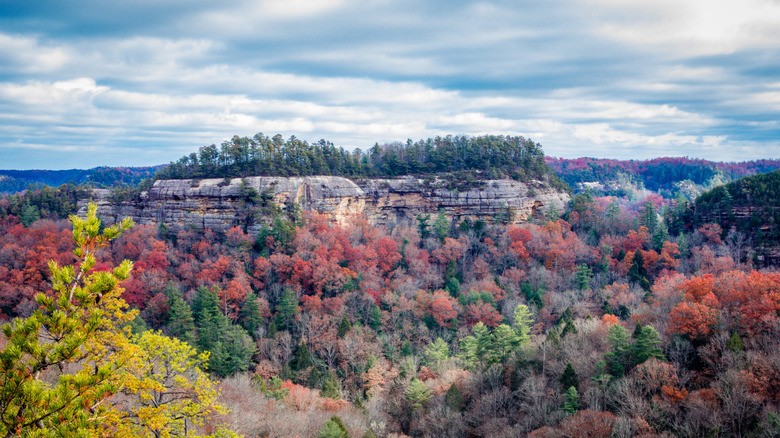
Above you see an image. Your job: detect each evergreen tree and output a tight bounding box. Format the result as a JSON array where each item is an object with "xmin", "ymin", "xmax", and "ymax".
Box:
[
  {"xmin": 276, "ymin": 288, "xmax": 299, "ymax": 331},
  {"xmin": 574, "ymin": 264, "xmax": 592, "ymax": 290},
  {"xmin": 560, "ymin": 362, "xmax": 579, "ymax": 392},
  {"xmin": 416, "ymin": 213, "xmax": 431, "ymax": 240},
  {"xmin": 444, "ymin": 382, "xmax": 464, "ymax": 411},
  {"xmin": 320, "ymin": 370, "xmax": 342, "ymax": 400},
  {"xmin": 167, "ymin": 292, "xmax": 196, "ymax": 345},
  {"xmin": 317, "ymin": 415, "xmax": 349, "ymax": 438},
  {"xmin": 628, "ymin": 250, "xmax": 651, "ymax": 291},
  {"xmin": 605, "ymin": 323, "xmax": 631, "ymax": 377},
  {"xmin": 292, "ymin": 341, "xmax": 313, "ymax": 371},
  {"xmin": 337, "ymin": 315, "xmax": 352, "ymax": 338},
  {"xmin": 727, "ymin": 332, "xmax": 744, "ymax": 353},
  {"xmin": 563, "ymin": 386, "xmax": 579, "ymax": 414},
  {"xmin": 433, "ymin": 209, "xmax": 450, "ymax": 243},
  {"xmin": 405, "ymin": 378, "xmax": 432, "ymax": 409},
  {"xmin": 632, "ymin": 326, "xmax": 664, "ymax": 364},
  {"xmin": 239, "ymin": 291, "xmax": 263, "ymax": 339},
  {"xmin": 368, "ymin": 305, "xmax": 382, "ymax": 331},
  {"xmin": 423, "ymin": 337, "xmax": 450, "ymax": 368}
]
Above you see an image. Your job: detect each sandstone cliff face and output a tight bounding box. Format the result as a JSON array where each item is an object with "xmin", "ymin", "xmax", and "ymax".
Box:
[{"xmin": 82, "ymin": 175, "xmax": 569, "ymax": 234}]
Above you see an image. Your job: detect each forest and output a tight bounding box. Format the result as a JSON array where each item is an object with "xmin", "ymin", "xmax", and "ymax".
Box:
[
  {"xmin": 547, "ymin": 156, "xmax": 780, "ymax": 200},
  {"xmin": 0, "ymin": 136, "xmax": 779, "ymax": 437},
  {"xmin": 154, "ymin": 133, "xmax": 569, "ymax": 192}
]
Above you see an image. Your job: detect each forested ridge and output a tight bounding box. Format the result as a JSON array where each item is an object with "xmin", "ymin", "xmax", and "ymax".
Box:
[
  {"xmin": 155, "ymin": 133, "xmax": 569, "ymax": 192},
  {"xmin": 548, "ymin": 156, "xmax": 780, "ymax": 199},
  {"xmin": 1, "ymin": 164, "xmax": 779, "ymax": 437}
]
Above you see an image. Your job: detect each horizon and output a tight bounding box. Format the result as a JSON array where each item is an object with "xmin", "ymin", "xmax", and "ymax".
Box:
[{"xmin": 2, "ymin": 1, "xmax": 780, "ymax": 169}]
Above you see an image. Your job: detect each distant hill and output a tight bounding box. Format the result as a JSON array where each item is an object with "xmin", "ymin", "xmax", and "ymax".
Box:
[
  {"xmin": 0, "ymin": 166, "xmax": 163, "ymax": 193},
  {"xmin": 691, "ymin": 169, "xmax": 780, "ymax": 265},
  {"xmin": 546, "ymin": 156, "xmax": 780, "ymax": 199}
]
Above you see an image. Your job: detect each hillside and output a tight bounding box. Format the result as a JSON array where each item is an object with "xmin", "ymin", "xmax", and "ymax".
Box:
[
  {"xmin": 0, "ymin": 166, "xmax": 162, "ymax": 193},
  {"xmin": 692, "ymin": 169, "xmax": 780, "ymax": 265},
  {"xmin": 547, "ymin": 156, "xmax": 780, "ymax": 200}
]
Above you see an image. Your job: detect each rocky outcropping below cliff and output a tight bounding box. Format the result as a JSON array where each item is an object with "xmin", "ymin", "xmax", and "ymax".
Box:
[{"xmin": 81, "ymin": 175, "xmax": 569, "ymax": 234}]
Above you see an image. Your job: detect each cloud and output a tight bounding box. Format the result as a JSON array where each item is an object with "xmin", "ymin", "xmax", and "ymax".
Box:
[{"xmin": 0, "ymin": 1, "xmax": 778, "ymax": 169}]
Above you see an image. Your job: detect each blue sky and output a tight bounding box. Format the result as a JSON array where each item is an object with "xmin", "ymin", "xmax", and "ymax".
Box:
[{"xmin": 1, "ymin": 0, "xmax": 779, "ymax": 169}]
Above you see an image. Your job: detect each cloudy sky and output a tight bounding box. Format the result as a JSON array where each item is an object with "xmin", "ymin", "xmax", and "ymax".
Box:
[{"xmin": 1, "ymin": 0, "xmax": 779, "ymax": 169}]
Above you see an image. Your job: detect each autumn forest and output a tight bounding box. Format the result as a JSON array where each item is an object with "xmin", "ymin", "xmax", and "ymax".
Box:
[{"xmin": 1, "ymin": 135, "xmax": 779, "ymax": 437}]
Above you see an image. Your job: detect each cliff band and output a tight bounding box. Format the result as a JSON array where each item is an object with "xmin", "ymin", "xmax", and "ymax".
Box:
[{"xmin": 81, "ymin": 175, "xmax": 569, "ymax": 234}]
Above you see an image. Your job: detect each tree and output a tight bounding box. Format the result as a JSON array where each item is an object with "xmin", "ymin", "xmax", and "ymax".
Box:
[
  {"xmin": 423, "ymin": 338, "xmax": 450, "ymax": 369},
  {"xmin": 632, "ymin": 325, "xmax": 664, "ymax": 364},
  {"xmin": 560, "ymin": 362, "xmax": 579, "ymax": 392},
  {"xmin": 276, "ymin": 288, "xmax": 299, "ymax": 331},
  {"xmin": 167, "ymin": 289, "xmax": 196, "ymax": 345},
  {"xmin": 405, "ymin": 378, "xmax": 432, "ymax": 409},
  {"xmin": 563, "ymin": 386, "xmax": 579, "ymax": 414},
  {"xmin": 239, "ymin": 291, "xmax": 263, "ymax": 339},
  {"xmin": 337, "ymin": 315, "xmax": 352, "ymax": 338},
  {"xmin": 0, "ymin": 204, "xmax": 136, "ymax": 435},
  {"xmin": 444, "ymin": 383, "xmax": 463, "ymax": 411},
  {"xmin": 0, "ymin": 204, "xmax": 238, "ymax": 437},
  {"xmin": 317, "ymin": 415, "xmax": 349, "ymax": 438},
  {"xmin": 119, "ymin": 331, "xmax": 237, "ymax": 437}
]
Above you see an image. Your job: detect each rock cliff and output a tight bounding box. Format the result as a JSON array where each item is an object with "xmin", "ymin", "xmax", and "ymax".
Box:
[{"xmin": 82, "ymin": 175, "xmax": 569, "ymax": 234}]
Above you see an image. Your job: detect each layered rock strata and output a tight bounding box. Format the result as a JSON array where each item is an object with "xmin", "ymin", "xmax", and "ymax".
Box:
[{"xmin": 82, "ymin": 175, "xmax": 569, "ymax": 234}]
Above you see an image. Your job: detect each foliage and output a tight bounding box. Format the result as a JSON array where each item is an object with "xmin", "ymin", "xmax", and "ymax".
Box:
[{"xmin": 156, "ymin": 133, "xmax": 568, "ymax": 190}]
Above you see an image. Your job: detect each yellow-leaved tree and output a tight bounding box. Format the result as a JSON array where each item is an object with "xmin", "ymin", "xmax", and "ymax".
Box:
[{"xmin": 0, "ymin": 203, "xmax": 240, "ymax": 438}]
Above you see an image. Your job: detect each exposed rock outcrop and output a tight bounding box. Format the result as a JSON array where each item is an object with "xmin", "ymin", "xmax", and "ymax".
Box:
[{"xmin": 82, "ymin": 175, "xmax": 569, "ymax": 234}]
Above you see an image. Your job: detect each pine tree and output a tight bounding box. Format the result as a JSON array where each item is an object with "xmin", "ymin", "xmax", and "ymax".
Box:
[
  {"xmin": 167, "ymin": 292, "xmax": 196, "ymax": 345},
  {"xmin": 405, "ymin": 378, "xmax": 432, "ymax": 409},
  {"xmin": 320, "ymin": 370, "xmax": 342, "ymax": 400},
  {"xmin": 239, "ymin": 291, "xmax": 263, "ymax": 339},
  {"xmin": 632, "ymin": 326, "xmax": 664, "ymax": 365},
  {"xmin": 317, "ymin": 415, "xmax": 349, "ymax": 438},
  {"xmin": 423, "ymin": 337, "xmax": 450, "ymax": 368},
  {"xmin": 292, "ymin": 341, "xmax": 313, "ymax": 371},
  {"xmin": 727, "ymin": 332, "xmax": 744, "ymax": 353},
  {"xmin": 368, "ymin": 305, "xmax": 382, "ymax": 331},
  {"xmin": 276, "ymin": 288, "xmax": 299, "ymax": 331},
  {"xmin": 563, "ymin": 386, "xmax": 579, "ymax": 414},
  {"xmin": 560, "ymin": 362, "xmax": 579, "ymax": 392},
  {"xmin": 337, "ymin": 315, "xmax": 352, "ymax": 338},
  {"xmin": 444, "ymin": 382, "xmax": 464, "ymax": 411}
]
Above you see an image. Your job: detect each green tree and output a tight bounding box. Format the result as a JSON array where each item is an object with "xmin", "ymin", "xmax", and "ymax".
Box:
[
  {"xmin": 405, "ymin": 378, "xmax": 432, "ymax": 409},
  {"xmin": 574, "ymin": 264, "xmax": 592, "ymax": 290},
  {"xmin": 727, "ymin": 332, "xmax": 744, "ymax": 353},
  {"xmin": 563, "ymin": 386, "xmax": 579, "ymax": 414},
  {"xmin": 167, "ymin": 291, "xmax": 196, "ymax": 345},
  {"xmin": 317, "ymin": 415, "xmax": 349, "ymax": 438},
  {"xmin": 337, "ymin": 315, "xmax": 352, "ymax": 338},
  {"xmin": 320, "ymin": 370, "xmax": 342, "ymax": 400},
  {"xmin": 423, "ymin": 337, "xmax": 450, "ymax": 369},
  {"xmin": 239, "ymin": 291, "xmax": 263, "ymax": 339},
  {"xmin": 0, "ymin": 204, "xmax": 239, "ymax": 437},
  {"xmin": 291, "ymin": 341, "xmax": 312, "ymax": 371},
  {"xmin": 416, "ymin": 213, "xmax": 431, "ymax": 240},
  {"xmin": 368, "ymin": 305, "xmax": 382, "ymax": 331},
  {"xmin": 433, "ymin": 210, "xmax": 450, "ymax": 242},
  {"xmin": 628, "ymin": 250, "xmax": 651, "ymax": 291},
  {"xmin": 19, "ymin": 203, "xmax": 40, "ymax": 227},
  {"xmin": 560, "ymin": 362, "xmax": 579, "ymax": 392},
  {"xmin": 605, "ymin": 323, "xmax": 631, "ymax": 377},
  {"xmin": 276, "ymin": 288, "xmax": 299, "ymax": 331},
  {"xmin": 444, "ymin": 382, "xmax": 464, "ymax": 411},
  {"xmin": 632, "ymin": 325, "xmax": 664, "ymax": 364}
]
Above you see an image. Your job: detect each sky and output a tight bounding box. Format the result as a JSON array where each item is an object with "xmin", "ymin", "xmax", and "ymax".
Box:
[{"xmin": 1, "ymin": 0, "xmax": 779, "ymax": 169}]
